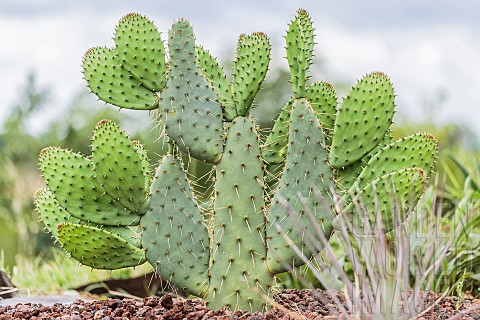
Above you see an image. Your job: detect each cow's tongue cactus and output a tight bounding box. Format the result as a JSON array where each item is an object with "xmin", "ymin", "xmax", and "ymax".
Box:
[{"xmin": 36, "ymin": 9, "xmax": 438, "ymax": 312}]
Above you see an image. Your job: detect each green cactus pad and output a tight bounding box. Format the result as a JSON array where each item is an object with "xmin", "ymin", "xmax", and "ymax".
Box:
[
  {"xmin": 353, "ymin": 133, "xmax": 437, "ymax": 191},
  {"xmin": 114, "ymin": 13, "xmax": 167, "ymax": 92},
  {"xmin": 336, "ymin": 131, "xmax": 392, "ymax": 191},
  {"xmin": 329, "ymin": 72, "xmax": 395, "ymax": 168},
  {"xmin": 58, "ymin": 223, "xmax": 146, "ymax": 269},
  {"xmin": 262, "ymin": 99, "xmax": 293, "ymax": 165},
  {"xmin": 335, "ymin": 168, "xmax": 426, "ymax": 231},
  {"xmin": 208, "ymin": 116, "xmax": 273, "ymax": 311},
  {"xmin": 232, "ymin": 32, "xmax": 271, "ymax": 116},
  {"xmin": 35, "ymin": 188, "xmax": 81, "ymax": 241},
  {"xmin": 160, "ymin": 19, "xmax": 223, "ymax": 163},
  {"xmin": 82, "ymin": 46, "xmax": 159, "ymax": 110},
  {"xmin": 286, "ymin": 9, "xmax": 314, "ymax": 98},
  {"xmin": 36, "ymin": 188, "xmax": 141, "ymax": 247},
  {"xmin": 306, "ymin": 81, "xmax": 337, "ymax": 144},
  {"xmin": 267, "ymin": 98, "xmax": 334, "ymax": 273},
  {"xmin": 196, "ymin": 45, "xmax": 236, "ymax": 121},
  {"xmin": 39, "ymin": 147, "xmax": 139, "ymax": 226},
  {"xmin": 141, "ymin": 155, "xmax": 210, "ymax": 297},
  {"xmin": 92, "ymin": 120, "xmax": 147, "ymax": 215}
]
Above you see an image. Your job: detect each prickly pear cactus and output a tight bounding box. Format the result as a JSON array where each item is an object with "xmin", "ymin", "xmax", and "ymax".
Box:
[{"xmin": 36, "ymin": 9, "xmax": 438, "ymax": 312}]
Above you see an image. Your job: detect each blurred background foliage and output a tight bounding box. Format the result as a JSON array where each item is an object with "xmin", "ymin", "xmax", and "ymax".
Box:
[{"xmin": 2, "ymin": 64, "xmax": 480, "ymax": 297}]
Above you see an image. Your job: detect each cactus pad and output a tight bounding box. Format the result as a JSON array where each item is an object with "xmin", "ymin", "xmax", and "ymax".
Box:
[
  {"xmin": 82, "ymin": 46, "xmax": 158, "ymax": 110},
  {"xmin": 141, "ymin": 155, "xmax": 210, "ymax": 297},
  {"xmin": 232, "ymin": 33, "xmax": 271, "ymax": 116},
  {"xmin": 336, "ymin": 131, "xmax": 392, "ymax": 192},
  {"xmin": 58, "ymin": 223, "xmax": 146, "ymax": 269},
  {"xmin": 335, "ymin": 168, "xmax": 426, "ymax": 231},
  {"xmin": 208, "ymin": 116, "xmax": 272, "ymax": 311},
  {"xmin": 35, "ymin": 188, "xmax": 81, "ymax": 240},
  {"xmin": 263, "ymin": 82, "xmax": 337, "ymax": 166},
  {"xmin": 329, "ymin": 72, "xmax": 395, "ymax": 168},
  {"xmin": 306, "ymin": 81, "xmax": 337, "ymax": 144},
  {"xmin": 160, "ymin": 19, "xmax": 223, "ymax": 163},
  {"xmin": 286, "ymin": 9, "xmax": 314, "ymax": 97},
  {"xmin": 196, "ymin": 45, "xmax": 236, "ymax": 121},
  {"xmin": 92, "ymin": 120, "xmax": 147, "ymax": 215},
  {"xmin": 114, "ymin": 13, "xmax": 167, "ymax": 92},
  {"xmin": 267, "ymin": 98, "xmax": 334, "ymax": 273},
  {"xmin": 353, "ymin": 132, "xmax": 437, "ymax": 191},
  {"xmin": 262, "ymin": 99, "xmax": 293, "ymax": 165},
  {"xmin": 36, "ymin": 188, "xmax": 141, "ymax": 248}
]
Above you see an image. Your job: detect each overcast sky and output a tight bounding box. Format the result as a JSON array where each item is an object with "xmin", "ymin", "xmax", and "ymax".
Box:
[{"xmin": 1, "ymin": 0, "xmax": 479, "ymax": 135}]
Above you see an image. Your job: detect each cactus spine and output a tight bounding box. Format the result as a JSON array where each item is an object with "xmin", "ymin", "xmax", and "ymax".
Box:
[{"xmin": 36, "ymin": 9, "xmax": 438, "ymax": 312}]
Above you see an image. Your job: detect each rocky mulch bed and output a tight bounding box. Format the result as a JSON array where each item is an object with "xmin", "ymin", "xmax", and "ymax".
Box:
[{"xmin": 1, "ymin": 289, "xmax": 480, "ymax": 319}]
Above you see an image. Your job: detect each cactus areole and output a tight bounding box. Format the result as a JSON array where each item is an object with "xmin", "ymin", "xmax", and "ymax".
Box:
[{"xmin": 36, "ymin": 10, "xmax": 438, "ymax": 312}]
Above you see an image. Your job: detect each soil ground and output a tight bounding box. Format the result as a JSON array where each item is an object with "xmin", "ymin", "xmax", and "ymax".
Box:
[{"xmin": 1, "ymin": 289, "xmax": 480, "ymax": 319}]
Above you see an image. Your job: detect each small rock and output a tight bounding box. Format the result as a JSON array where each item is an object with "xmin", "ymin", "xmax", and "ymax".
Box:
[{"xmin": 160, "ymin": 295, "xmax": 174, "ymax": 309}]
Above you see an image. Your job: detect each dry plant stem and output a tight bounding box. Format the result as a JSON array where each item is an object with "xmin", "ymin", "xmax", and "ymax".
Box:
[
  {"xmin": 0, "ymin": 288, "xmax": 19, "ymax": 296},
  {"xmin": 254, "ymin": 288, "xmax": 307, "ymax": 320},
  {"xmin": 107, "ymin": 290, "xmax": 143, "ymax": 301},
  {"xmin": 409, "ymin": 290, "xmax": 449, "ymax": 320}
]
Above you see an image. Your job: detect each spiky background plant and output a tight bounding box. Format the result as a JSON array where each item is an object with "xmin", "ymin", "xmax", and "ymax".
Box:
[
  {"xmin": 35, "ymin": 9, "xmax": 438, "ymax": 311},
  {"xmin": 280, "ymin": 182, "xmax": 458, "ymax": 319}
]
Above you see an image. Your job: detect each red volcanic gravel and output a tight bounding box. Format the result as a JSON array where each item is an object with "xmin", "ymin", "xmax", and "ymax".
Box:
[{"xmin": 1, "ymin": 289, "xmax": 480, "ymax": 319}]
